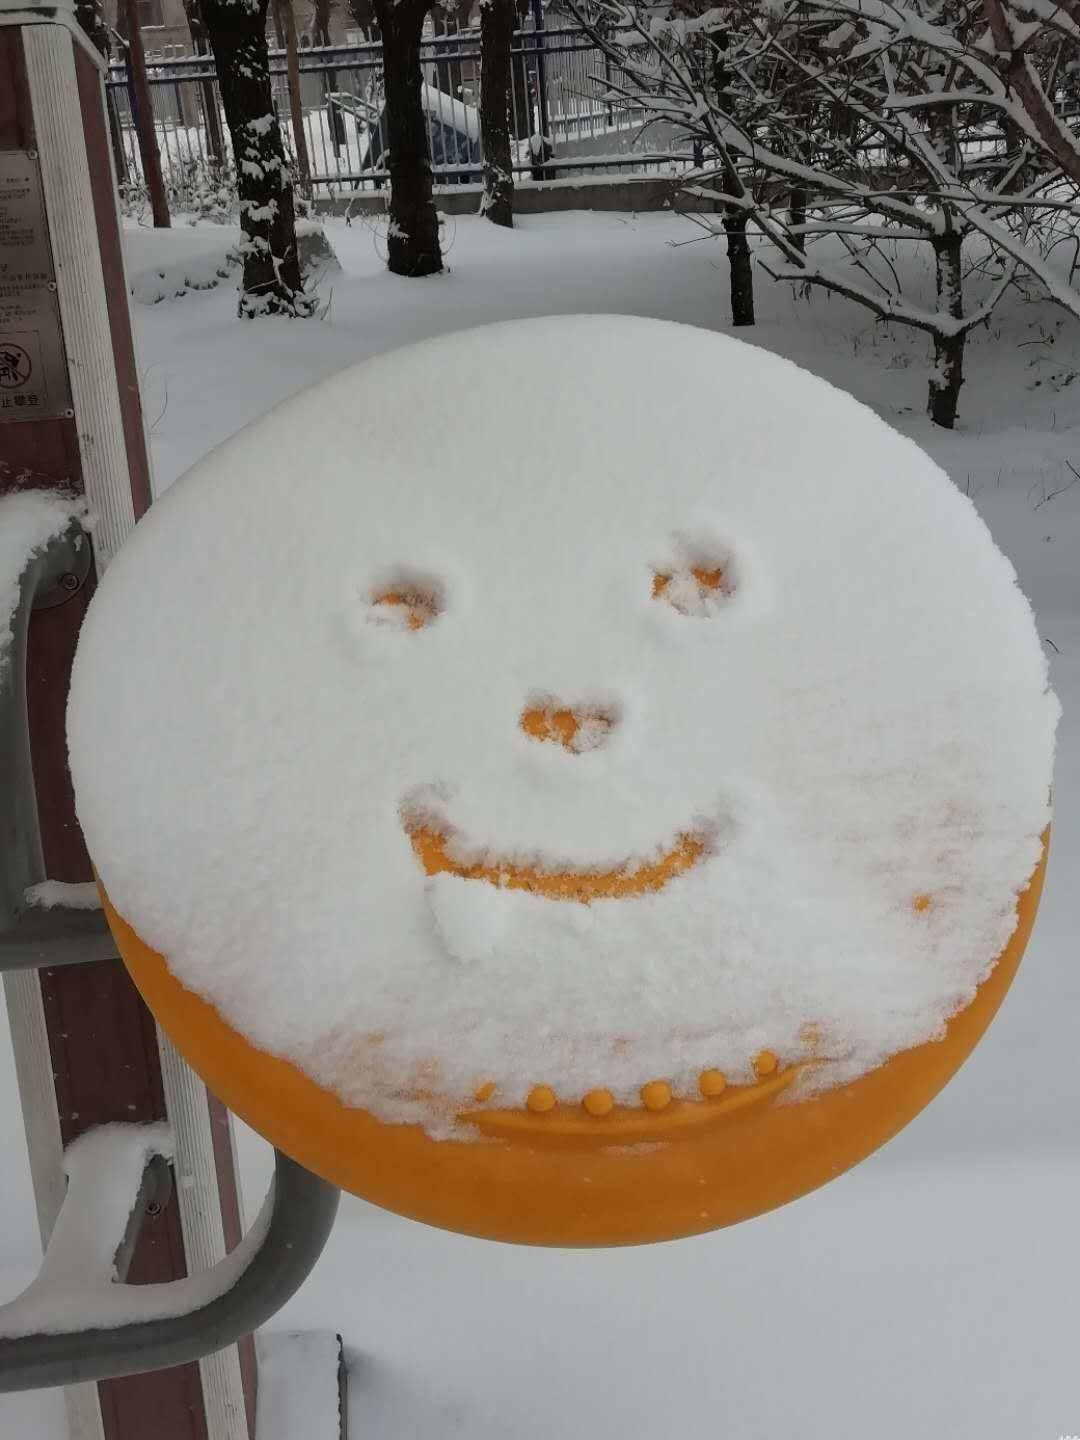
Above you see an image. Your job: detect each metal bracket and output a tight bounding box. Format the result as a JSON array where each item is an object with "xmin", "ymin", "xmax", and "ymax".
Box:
[
  {"xmin": 1, "ymin": 520, "xmax": 117, "ymax": 969},
  {"xmin": 0, "ymin": 521, "xmax": 342, "ymax": 1391},
  {"xmin": 0, "ymin": 1129, "xmax": 339, "ymax": 1392}
]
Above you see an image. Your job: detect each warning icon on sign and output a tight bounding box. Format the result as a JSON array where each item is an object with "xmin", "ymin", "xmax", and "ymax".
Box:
[{"xmin": 0, "ymin": 341, "xmax": 32, "ymax": 389}]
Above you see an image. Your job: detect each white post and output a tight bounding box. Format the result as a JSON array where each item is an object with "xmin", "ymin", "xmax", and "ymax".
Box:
[{"xmin": 0, "ymin": 4, "xmax": 253, "ymax": 1436}]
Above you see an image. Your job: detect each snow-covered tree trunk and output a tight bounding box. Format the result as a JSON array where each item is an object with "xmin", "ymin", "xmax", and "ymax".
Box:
[
  {"xmin": 202, "ymin": 0, "xmax": 311, "ymax": 316},
  {"xmin": 712, "ymin": 27, "xmax": 754, "ymax": 326},
  {"xmin": 480, "ymin": 0, "xmax": 515, "ymax": 228},
  {"xmin": 929, "ymin": 231, "xmax": 965, "ymax": 429},
  {"xmin": 788, "ymin": 187, "xmax": 807, "ymax": 255},
  {"xmin": 724, "ymin": 208, "xmax": 754, "ymax": 325},
  {"xmin": 372, "ymin": 0, "xmax": 444, "ymax": 277}
]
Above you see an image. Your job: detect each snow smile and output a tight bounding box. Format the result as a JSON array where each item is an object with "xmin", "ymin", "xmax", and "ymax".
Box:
[{"xmin": 402, "ymin": 810, "xmax": 716, "ymax": 903}]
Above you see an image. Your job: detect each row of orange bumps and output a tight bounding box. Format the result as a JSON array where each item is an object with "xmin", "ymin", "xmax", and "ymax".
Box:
[{"xmin": 473, "ymin": 1050, "xmax": 781, "ymax": 1117}]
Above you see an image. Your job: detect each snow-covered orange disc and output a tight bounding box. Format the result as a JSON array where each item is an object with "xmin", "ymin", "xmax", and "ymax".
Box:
[{"xmin": 70, "ymin": 317, "xmax": 1057, "ymax": 1245}]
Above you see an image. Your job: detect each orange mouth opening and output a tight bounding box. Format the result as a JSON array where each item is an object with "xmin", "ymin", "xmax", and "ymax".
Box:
[{"xmin": 405, "ymin": 821, "xmax": 708, "ymax": 903}]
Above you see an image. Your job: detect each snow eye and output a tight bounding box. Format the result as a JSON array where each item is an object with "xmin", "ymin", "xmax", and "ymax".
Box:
[
  {"xmin": 366, "ymin": 574, "xmax": 445, "ymax": 631},
  {"xmin": 652, "ymin": 559, "xmax": 735, "ymax": 617}
]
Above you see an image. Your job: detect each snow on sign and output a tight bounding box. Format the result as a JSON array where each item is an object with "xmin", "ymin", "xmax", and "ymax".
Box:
[
  {"xmin": 68, "ymin": 317, "xmax": 1059, "ymax": 1246},
  {"xmin": 0, "ymin": 150, "xmax": 72, "ymax": 423}
]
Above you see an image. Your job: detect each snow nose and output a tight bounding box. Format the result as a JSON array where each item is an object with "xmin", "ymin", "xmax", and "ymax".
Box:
[{"xmin": 519, "ymin": 701, "xmax": 618, "ymax": 755}]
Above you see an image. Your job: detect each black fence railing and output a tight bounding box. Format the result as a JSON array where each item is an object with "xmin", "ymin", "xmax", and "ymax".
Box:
[{"xmin": 105, "ymin": 19, "xmax": 694, "ymax": 195}]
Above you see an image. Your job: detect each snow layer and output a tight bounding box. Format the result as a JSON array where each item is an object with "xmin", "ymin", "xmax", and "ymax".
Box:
[
  {"xmin": 0, "ymin": 489, "xmax": 85, "ymax": 679},
  {"xmin": 0, "ymin": 1120, "xmax": 272, "ymax": 1336},
  {"xmin": 67, "ymin": 316, "xmax": 1058, "ymax": 1132},
  {"xmin": 24, "ymin": 881, "xmax": 102, "ymax": 911},
  {"xmin": 0, "ymin": 1123, "xmax": 172, "ymax": 1337},
  {"xmin": 418, "ymin": 83, "xmax": 481, "ymax": 142},
  {"xmin": 123, "ymin": 221, "xmax": 242, "ymax": 305},
  {"xmin": 255, "ymin": 1331, "xmax": 343, "ymax": 1440}
]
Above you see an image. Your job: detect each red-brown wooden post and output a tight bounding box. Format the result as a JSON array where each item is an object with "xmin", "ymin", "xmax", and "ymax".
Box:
[
  {"xmin": 121, "ymin": 0, "xmax": 170, "ymax": 229},
  {"xmin": 1, "ymin": 3, "xmax": 254, "ymax": 1436}
]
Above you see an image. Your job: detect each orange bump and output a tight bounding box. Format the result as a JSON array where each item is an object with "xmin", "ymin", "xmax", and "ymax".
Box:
[
  {"xmin": 641, "ymin": 1080, "xmax": 672, "ymax": 1112},
  {"xmin": 699, "ymin": 1068, "xmax": 728, "ymax": 1098},
  {"xmin": 474, "ymin": 1080, "xmax": 496, "ymax": 1104},
  {"xmin": 527, "ymin": 1084, "xmax": 557, "ymax": 1114},
  {"xmin": 583, "ymin": 1089, "xmax": 615, "ymax": 1118},
  {"xmin": 753, "ymin": 1050, "xmax": 779, "ymax": 1078},
  {"xmin": 913, "ymin": 893, "xmax": 933, "ymax": 913}
]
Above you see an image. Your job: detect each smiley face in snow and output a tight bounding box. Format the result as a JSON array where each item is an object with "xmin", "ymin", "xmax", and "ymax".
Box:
[{"xmin": 70, "ymin": 316, "xmax": 1056, "ymax": 1242}]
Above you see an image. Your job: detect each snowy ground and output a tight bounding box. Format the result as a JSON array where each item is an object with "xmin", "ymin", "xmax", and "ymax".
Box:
[{"xmin": 3, "ymin": 211, "xmax": 1079, "ymax": 1438}]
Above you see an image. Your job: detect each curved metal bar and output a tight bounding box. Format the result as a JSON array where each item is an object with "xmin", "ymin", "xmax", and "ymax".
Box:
[
  {"xmin": 0, "ymin": 518, "xmax": 117, "ymax": 970},
  {"xmin": 0, "ymin": 1148, "xmax": 340, "ymax": 1392}
]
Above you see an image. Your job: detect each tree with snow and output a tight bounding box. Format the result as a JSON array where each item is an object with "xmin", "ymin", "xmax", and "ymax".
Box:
[
  {"xmin": 201, "ymin": 0, "xmax": 312, "ymax": 316},
  {"xmin": 480, "ymin": 0, "xmax": 517, "ymax": 226},
  {"xmin": 979, "ymin": 0, "xmax": 1080, "ymax": 185},
  {"xmin": 577, "ymin": 0, "xmax": 1080, "ymax": 427},
  {"xmin": 372, "ymin": 0, "xmax": 444, "ymax": 275}
]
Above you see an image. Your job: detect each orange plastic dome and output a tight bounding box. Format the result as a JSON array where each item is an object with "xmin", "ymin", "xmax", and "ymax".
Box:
[{"xmin": 101, "ymin": 833, "xmax": 1046, "ymax": 1247}]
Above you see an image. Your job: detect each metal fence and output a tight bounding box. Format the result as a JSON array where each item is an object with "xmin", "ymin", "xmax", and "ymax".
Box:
[{"xmin": 105, "ymin": 16, "xmax": 693, "ymax": 195}]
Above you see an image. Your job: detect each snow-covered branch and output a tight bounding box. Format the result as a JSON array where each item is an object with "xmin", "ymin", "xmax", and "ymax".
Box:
[{"xmin": 575, "ymin": 0, "xmax": 1080, "ymax": 424}]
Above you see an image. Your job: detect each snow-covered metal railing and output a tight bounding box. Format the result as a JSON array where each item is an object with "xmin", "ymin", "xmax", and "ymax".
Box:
[
  {"xmin": 102, "ymin": 19, "xmax": 665, "ymax": 195},
  {"xmin": 0, "ymin": 521, "xmax": 340, "ymax": 1392}
]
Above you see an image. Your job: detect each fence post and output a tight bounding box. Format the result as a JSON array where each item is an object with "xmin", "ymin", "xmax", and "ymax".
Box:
[{"xmin": 529, "ymin": 0, "xmax": 552, "ymax": 179}]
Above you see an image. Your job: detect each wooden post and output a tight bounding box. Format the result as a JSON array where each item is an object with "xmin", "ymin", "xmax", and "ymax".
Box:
[
  {"xmin": 121, "ymin": 0, "xmax": 170, "ymax": 228},
  {"xmin": 0, "ymin": 4, "xmax": 254, "ymax": 1437},
  {"xmin": 277, "ymin": 0, "xmax": 310, "ymax": 195}
]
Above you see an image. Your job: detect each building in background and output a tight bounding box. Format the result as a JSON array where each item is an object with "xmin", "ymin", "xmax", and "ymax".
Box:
[{"xmin": 104, "ymin": 0, "xmax": 479, "ymax": 60}]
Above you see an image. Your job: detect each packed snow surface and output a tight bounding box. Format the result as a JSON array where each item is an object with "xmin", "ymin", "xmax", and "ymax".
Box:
[{"xmin": 67, "ymin": 316, "xmax": 1058, "ymax": 1132}]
